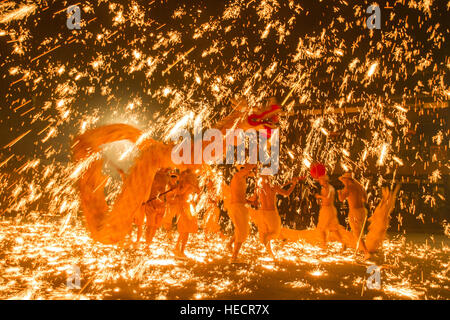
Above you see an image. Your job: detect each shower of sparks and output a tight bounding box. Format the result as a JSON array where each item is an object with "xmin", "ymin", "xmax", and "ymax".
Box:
[
  {"xmin": 366, "ymin": 61, "xmax": 378, "ymax": 78},
  {"xmin": 0, "ymin": 0, "xmax": 448, "ymax": 300},
  {"xmin": 0, "ymin": 221, "xmax": 448, "ymax": 300},
  {"xmin": 0, "ymin": 3, "xmax": 37, "ymax": 24},
  {"xmin": 377, "ymin": 143, "xmax": 389, "ymax": 166}
]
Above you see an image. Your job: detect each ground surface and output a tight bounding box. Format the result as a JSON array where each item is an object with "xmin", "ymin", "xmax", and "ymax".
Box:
[{"xmin": 0, "ymin": 220, "xmax": 448, "ymax": 300}]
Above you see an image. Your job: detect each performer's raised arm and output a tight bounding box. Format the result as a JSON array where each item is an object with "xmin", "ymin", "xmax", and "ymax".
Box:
[{"xmin": 275, "ymin": 177, "xmax": 299, "ymax": 197}]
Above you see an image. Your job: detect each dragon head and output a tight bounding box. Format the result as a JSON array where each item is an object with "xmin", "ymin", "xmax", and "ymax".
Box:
[
  {"xmin": 246, "ymin": 97, "xmax": 281, "ymax": 138},
  {"xmin": 214, "ymin": 97, "xmax": 282, "ymax": 138}
]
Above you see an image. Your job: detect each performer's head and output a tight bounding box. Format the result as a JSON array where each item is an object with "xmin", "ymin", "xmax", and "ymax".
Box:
[
  {"xmin": 260, "ymin": 175, "xmax": 272, "ymax": 185},
  {"xmin": 318, "ymin": 174, "xmax": 329, "ymax": 186},
  {"xmin": 339, "ymin": 172, "xmax": 354, "ymax": 185},
  {"xmin": 267, "ymin": 96, "xmax": 279, "ymax": 107},
  {"xmin": 237, "ymin": 163, "xmax": 256, "ymax": 175},
  {"xmin": 169, "ymin": 171, "xmax": 179, "ymax": 183}
]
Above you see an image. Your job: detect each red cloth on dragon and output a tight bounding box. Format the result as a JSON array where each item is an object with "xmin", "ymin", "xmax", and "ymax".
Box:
[{"xmin": 247, "ymin": 104, "xmax": 281, "ymax": 138}]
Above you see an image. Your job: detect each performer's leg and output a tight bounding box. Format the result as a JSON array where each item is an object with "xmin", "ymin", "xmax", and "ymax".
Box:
[
  {"xmin": 180, "ymin": 232, "xmax": 189, "ymax": 255},
  {"xmin": 317, "ymin": 229, "xmax": 327, "ymax": 248},
  {"xmin": 232, "ymin": 241, "xmax": 243, "ymax": 261},
  {"xmin": 144, "ymin": 206, "xmax": 157, "ymax": 245},
  {"xmin": 258, "ymin": 212, "xmax": 268, "ymax": 243},
  {"xmin": 336, "ymin": 229, "xmax": 346, "ymax": 250},
  {"xmin": 261, "ymin": 227, "xmax": 274, "ymax": 257},
  {"xmin": 166, "ymin": 227, "xmax": 173, "ymax": 242},
  {"xmin": 357, "ymin": 234, "xmax": 372, "ymax": 259},
  {"xmin": 136, "ymin": 223, "xmax": 143, "ymax": 243},
  {"xmin": 213, "ymin": 208, "xmax": 223, "ymax": 238},
  {"xmin": 134, "ymin": 206, "xmax": 145, "ymax": 244},
  {"xmin": 263, "ymin": 237, "xmax": 275, "ymax": 258},
  {"xmin": 163, "ymin": 206, "xmax": 177, "ymax": 241},
  {"xmin": 229, "ymin": 204, "xmax": 249, "ymax": 261},
  {"xmin": 263, "ymin": 211, "xmax": 281, "ymax": 257},
  {"xmin": 317, "ymin": 208, "xmax": 328, "ymax": 248},
  {"xmin": 259, "ymin": 230, "xmax": 266, "ymax": 244},
  {"xmin": 164, "ymin": 215, "xmax": 175, "ymax": 242},
  {"xmin": 350, "ymin": 221, "xmax": 369, "ymax": 254},
  {"xmin": 232, "ymin": 225, "xmax": 249, "ymax": 261},
  {"xmin": 146, "ymin": 226, "xmax": 157, "ymax": 244},
  {"xmin": 174, "ymin": 232, "xmax": 188, "ymax": 257},
  {"xmin": 227, "ymin": 206, "xmax": 237, "ymax": 253},
  {"xmin": 174, "ymin": 233, "xmax": 181, "ymax": 254},
  {"xmin": 227, "ymin": 234, "xmax": 235, "ymax": 253},
  {"xmin": 330, "ymin": 228, "xmax": 347, "ymax": 252}
]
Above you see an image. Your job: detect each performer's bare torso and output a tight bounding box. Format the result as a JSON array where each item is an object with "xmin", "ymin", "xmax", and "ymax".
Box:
[
  {"xmin": 340, "ymin": 181, "xmax": 367, "ymax": 209},
  {"xmin": 255, "ymin": 177, "xmax": 298, "ymax": 210},
  {"xmin": 150, "ymin": 169, "xmax": 170, "ymax": 200},
  {"xmin": 167, "ymin": 179, "xmax": 178, "ymax": 202},
  {"xmin": 176, "ymin": 170, "xmax": 199, "ymax": 202},
  {"xmin": 257, "ymin": 181, "xmax": 277, "ymax": 211},
  {"xmin": 319, "ymin": 183, "xmax": 335, "ymax": 207},
  {"xmin": 221, "ymin": 182, "xmax": 231, "ymax": 210},
  {"xmin": 230, "ymin": 169, "xmax": 251, "ymax": 204}
]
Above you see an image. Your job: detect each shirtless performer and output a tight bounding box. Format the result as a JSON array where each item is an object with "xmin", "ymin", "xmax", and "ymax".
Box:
[
  {"xmin": 227, "ymin": 164, "xmax": 255, "ymax": 262},
  {"xmin": 174, "ymin": 169, "xmax": 200, "ymax": 258},
  {"xmin": 203, "ymin": 179, "xmax": 225, "ymax": 241},
  {"xmin": 315, "ymin": 174, "xmax": 346, "ymax": 249},
  {"xmin": 250, "ymin": 176, "xmax": 301, "ymax": 258},
  {"xmin": 222, "ymin": 181, "xmax": 232, "ymax": 213},
  {"xmin": 142, "ymin": 168, "xmax": 171, "ymax": 246},
  {"xmin": 338, "ymin": 172, "xmax": 370, "ymax": 258}
]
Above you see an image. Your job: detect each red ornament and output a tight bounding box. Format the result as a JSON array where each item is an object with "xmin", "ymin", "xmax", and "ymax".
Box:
[{"xmin": 310, "ymin": 163, "xmax": 326, "ymax": 179}]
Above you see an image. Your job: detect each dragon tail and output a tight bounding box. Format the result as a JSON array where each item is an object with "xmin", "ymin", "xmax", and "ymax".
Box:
[
  {"xmin": 73, "ymin": 123, "xmax": 174, "ymax": 244},
  {"xmin": 365, "ymin": 184, "xmax": 401, "ymax": 253}
]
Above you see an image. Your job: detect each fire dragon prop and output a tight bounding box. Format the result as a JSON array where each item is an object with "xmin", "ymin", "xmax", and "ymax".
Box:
[{"xmin": 73, "ymin": 99, "xmax": 279, "ymax": 244}]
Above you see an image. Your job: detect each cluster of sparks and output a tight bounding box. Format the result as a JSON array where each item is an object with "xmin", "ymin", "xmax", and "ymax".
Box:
[
  {"xmin": 0, "ymin": 220, "xmax": 448, "ymax": 300},
  {"xmin": 0, "ymin": 0, "xmax": 448, "ymax": 299}
]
